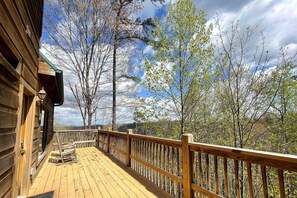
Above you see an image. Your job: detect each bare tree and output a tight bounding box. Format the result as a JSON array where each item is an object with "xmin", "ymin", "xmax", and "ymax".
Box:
[
  {"xmin": 216, "ymin": 20, "xmax": 278, "ymax": 149},
  {"xmin": 43, "ymin": 0, "xmax": 113, "ymax": 128},
  {"xmin": 110, "ymin": 0, "xmax": 164, "ymax": 130},
  {"xmin": 215, "ymin": 20, "xmax": 281, "ymax": 197},
  {"xmin": 269, "ymin": 48, "xmax": 297, "ymax": 154}
]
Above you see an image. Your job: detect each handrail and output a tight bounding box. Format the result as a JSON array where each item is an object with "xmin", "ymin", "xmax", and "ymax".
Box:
[
  {"xmin": 130, "ymin": 134, "xmax": 182, "ymax": 147},
  {"xmin": 189, "ymin": 142, "xmax": 297, "ymax": 171}
]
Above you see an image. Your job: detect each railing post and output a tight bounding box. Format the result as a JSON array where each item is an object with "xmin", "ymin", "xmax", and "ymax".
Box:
[
  {"xmin": 96, "ymin": 127, "xmax": 101, "ymax": 147},
  {"xmin": 182, "ymin": 133, "xmax": 194, "ymax": 198},
  {"xmin": 107, "ymin": 127, "xmax": 111, "ymax": 153},
  {"xmin": 126, "ymin": 129, "xmax": 133, "ymax": 167}
]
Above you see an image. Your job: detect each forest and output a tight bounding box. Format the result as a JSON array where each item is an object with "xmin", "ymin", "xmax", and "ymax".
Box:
[{"xmin": 43, "ymin": 0, "xmax": 297, "ymax": 156}]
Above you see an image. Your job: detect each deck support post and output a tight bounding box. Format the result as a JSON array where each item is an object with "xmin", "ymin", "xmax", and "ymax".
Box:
[
  {"xmin": 126, "ymin": 129, "xmax": 133, "ymax": 167},
  {"xmin": 182, "ymin": 133, "xmax": 194, "ymax": 198}
]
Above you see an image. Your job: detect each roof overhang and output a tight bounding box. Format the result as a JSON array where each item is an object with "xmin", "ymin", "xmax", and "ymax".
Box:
[{"xmin": 38, "ymin": 52, "xmax": 64, "ymax": 106}]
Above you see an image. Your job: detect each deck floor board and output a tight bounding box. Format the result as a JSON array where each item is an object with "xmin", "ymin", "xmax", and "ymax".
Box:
[{"xmin": 28, "ymin": 147, "xmax": 171, "ymax": 198}]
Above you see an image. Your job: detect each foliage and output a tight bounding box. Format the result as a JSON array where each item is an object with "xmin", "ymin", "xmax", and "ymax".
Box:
[{"xmin": 141, "ymin": 0, "xmax": 214, "ymax": 135}]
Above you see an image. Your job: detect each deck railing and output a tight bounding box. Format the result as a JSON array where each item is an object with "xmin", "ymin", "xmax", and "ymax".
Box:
[
  {"xmin": 97, "ymin": 130, "xmax": 297, "ymax": 198},
  {"xmin": 55, "ymin": 130, "xmax": 98, "ymax": 148}
]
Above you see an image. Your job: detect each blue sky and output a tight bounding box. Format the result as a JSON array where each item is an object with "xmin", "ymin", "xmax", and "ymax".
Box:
[{"xmin": 47, "ymin": 0, "xmax": 297, "ymax": 126}]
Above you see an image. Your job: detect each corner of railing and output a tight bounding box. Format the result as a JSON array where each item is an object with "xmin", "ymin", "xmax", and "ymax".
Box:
[{"xmin": 182, "ymin": 133, "xmax": 194, "ymax": 198}]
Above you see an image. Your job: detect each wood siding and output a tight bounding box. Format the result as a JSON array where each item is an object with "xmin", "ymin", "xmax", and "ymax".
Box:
[
  {"xmin": 0, "ymin": 1, "xmax": 52, "ymax": 197},
  {"xmin": 0, "ymin": 77, "xmax": 18, "ymax": 197}
]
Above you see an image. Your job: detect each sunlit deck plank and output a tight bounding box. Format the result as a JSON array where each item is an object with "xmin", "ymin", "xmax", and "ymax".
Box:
[
  {"xmin": 88, "ymin": 147, "xmax": 154, "ymax": 197},
  {"xmin": 28, "ymin": 147, "xmax": 171, "ymax": 198},
  {"xmin": 86, "ymin": 148, "xmax": 138, "ymax": 197},
  {"xmin": 84, "ymin": 148, "xmax": 119, "ymax": 198},
  {"xmin": 82, "ymin": 149, "xmax": 111, "ymax": 198},
  {"xmin": 59, "ymin": 165, "xmax": 68, "ymax": 197},
  {"xmin": 79, "ymin": 148, "xmax": 100, "ymax": 197},
  {"xmin": 72, "ymin": 159, "xmax": 85, "ymax": 198},
  {"xmin": 66, "ymin": 163, "xmax": 75, "ymax": 197},
  {"xmin": 85, "ymin": 147, "xmax": 145, "ymax": 197}
]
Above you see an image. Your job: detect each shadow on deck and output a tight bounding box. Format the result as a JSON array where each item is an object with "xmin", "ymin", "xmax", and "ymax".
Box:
[{"xmin": 28, "ymin": 147, "xmax": 171, "ymax": 198}]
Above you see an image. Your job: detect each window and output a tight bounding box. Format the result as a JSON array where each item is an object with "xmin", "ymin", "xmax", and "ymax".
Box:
[
  {"xmin": 39, "ymin": 110, "xmax": 49, "ymax": 153},
  {"xmin": 0, "ymin": 35, "xmax": 19, "ymax": 68}
]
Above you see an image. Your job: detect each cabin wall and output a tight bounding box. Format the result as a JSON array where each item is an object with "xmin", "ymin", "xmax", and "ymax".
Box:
[
  {"xmin": 0, "ymin": 70, "xmax": 19, "ymax": 198},
  {"xmin": 0, "ymin": 1, "xmax": 56, "ymax": 197}
]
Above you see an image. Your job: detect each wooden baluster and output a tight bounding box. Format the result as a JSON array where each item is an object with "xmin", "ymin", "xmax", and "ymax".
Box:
[
  {"xmin": 194, "ymin": 153, "xmax": 197, "ymax": 185},
  {"xmin": 261, "ymin": 165, "xmax": 268, "ymax": 198},
  {"xmin": 144, "ymin": 140, "xmax": 146, "ymax": 177},
  {"xmin": 131, "ymin": 139, "xmax": 133, "ymax": 169},
  {"xmin": 138, "ymin": 140, "xmax": 141, "ymax": 174},
  {"xmin": 136, "ymin": 140, "xmax": 138, "ymax": 173},
  {"xmin": 198, "ymin": 153, "xmax": 202, "ymax": 186},
  {"xmin": 171, "ymin": 146, "xmax": 174, "ymax": 195},
  {"xmin": 151, "ymin": 143, "xmax": 154, "ymax": 184},
  {"xmin": 214, "ymin": 155, "xmax": 219, "ymax": 194},
  {"xmin": 126, "ymin": 129, "xmax": 132, "ymax": 167},
  {"xmin": 107, "ymin": 129, "xmax": 110, "ymax": 153},
  {"xmin": 155, "ymin": 143, "xmax": 157, "ymax": 185},
  {"xmin": 133, "ymin": 139, "xmax": 136, "ymax": 169},
  {"xmin": 139, "ymin": 140, "xmax": 142, "ymax": 174},
  {"xmin": 137, "ymin": 140, "xmax": 141, "ymax": 175},
  {"xmin": 145, "ymin": 141, "xmax": 149, "ymax": 179},
  {"xmin": 234, "ymin": 160, "xmax": 240, "ymax": 198},
  {"xmin": 148, "ymin": 141, "xmax": 151, "ymax": 181},
  {"xmin": 166, "ymin": 146, "xmax": 171, "ymax": 193},
  {"xmin": 159, "ymin": 144, "xmax": 163, "ymax": 188},
  {"xmin": 143, "ymin": 140, "xmax": 146, "ymax": 178},
  {"xmin": 177, "ymin": 147, "xmax": 180, "ymax": 198},
  {"xmin": 135, "ymin": 139, "xmax": 138, "ymax": 172},
  {"xmin": 158, "ymin": 143, "xmax": 160, "ymax": 187},
  {"xmin": 163, "ymin": 144, "xmax": 166, "ymax": 190},
  {"xmin": 247, "ymin": 162, "xmax": 254, "ymax": 198},
  {"xmin": 151, "ymin": 142, "xmax": 154, "ymax": 183},
  {"xmin": 140, "ymin": 140, "xmax": 142, "ymax": 174},
  {"xmin": 223, "ymin": 158, "xmax": 229, "ymax": 198},
  {"xmin": 146, "ymin": 141, "xmax": 148, "ymax": 179},
  {"xmin": 139, "ymin": 140, "xmax": 141, "ymax": 175},
  {"xmin": 142, "ymin": 140, "xmax": 144, "ymax": 175},
  {"xmin": 278, "ymin": 169, "xmax": 285, "ymax": 198},
  {"xmin": 206, "ymin": 154, "xmax": 210, "ymax": 190},
  {"xmin": 198, "ymin": 153, "xmax": 203, "ymax": 198},
  {"xmin": 151, "ymin": 142, "xmax": 156, "ymax": 183}
]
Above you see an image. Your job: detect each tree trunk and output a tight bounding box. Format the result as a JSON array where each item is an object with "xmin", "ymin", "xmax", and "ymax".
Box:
[
  {"xmin": 112, "ymin": 8, "xmax": 120, "ymax": 131},
  {"xmin": 112, "ymin": 41, "xmax": 117, "ymax": 130}
]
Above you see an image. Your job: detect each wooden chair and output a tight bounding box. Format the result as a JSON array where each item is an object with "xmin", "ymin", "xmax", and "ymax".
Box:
[{"xmin": 55, "ymin": 132, "xmax": 78, "ymax": 164}]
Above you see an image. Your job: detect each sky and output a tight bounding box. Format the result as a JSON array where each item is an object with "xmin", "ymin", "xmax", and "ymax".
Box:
[{"xmin": 47, "ymin": 0, "xmax": 297, "ymax": 126}]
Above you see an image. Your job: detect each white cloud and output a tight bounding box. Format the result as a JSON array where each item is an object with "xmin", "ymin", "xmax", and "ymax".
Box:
[{"xmin": 203, "ymin": 0, "xmax": 297, "ymax": 58}]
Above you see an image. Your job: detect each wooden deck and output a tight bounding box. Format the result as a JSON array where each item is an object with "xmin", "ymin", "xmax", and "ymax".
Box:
[{"xmin": 28, "ymin": 147, "xmax": 171, "ymax": 198}]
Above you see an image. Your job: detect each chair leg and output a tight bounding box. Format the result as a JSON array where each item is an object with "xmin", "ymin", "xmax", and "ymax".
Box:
[{"xmin": 61, "ymin": 155, "xmax": 64, "ymax": 164}]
